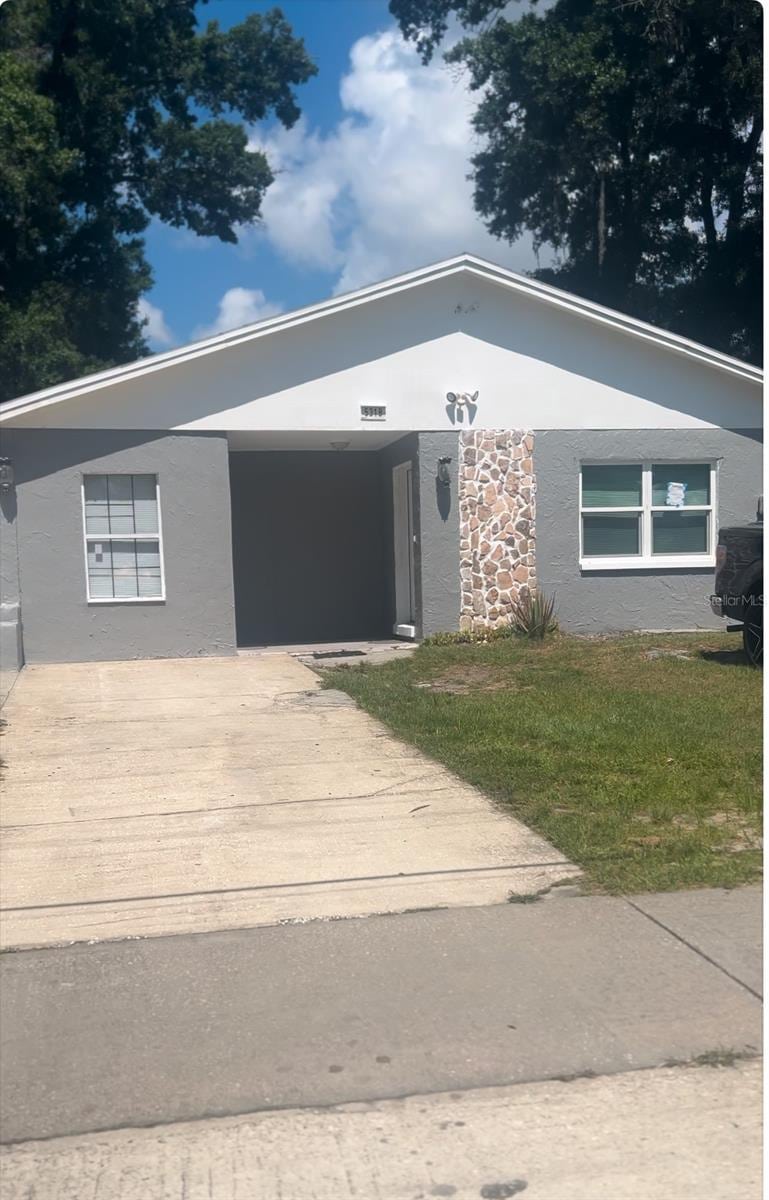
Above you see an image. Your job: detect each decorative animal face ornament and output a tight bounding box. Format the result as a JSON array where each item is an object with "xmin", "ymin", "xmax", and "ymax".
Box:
[{"xmin": 446, "ymin": 390, "xmax": 479, "ymax": 408}]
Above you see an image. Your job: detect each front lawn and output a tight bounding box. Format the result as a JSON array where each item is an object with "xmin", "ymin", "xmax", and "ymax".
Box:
[{"xmin": 324, "ymin": 633, "xmax": 762, "ymax": 894}]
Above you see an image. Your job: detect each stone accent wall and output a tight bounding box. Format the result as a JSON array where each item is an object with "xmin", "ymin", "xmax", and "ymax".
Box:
[{"xmin": 459, "ymin": 430, "xmax": 536, "ymax": 631}]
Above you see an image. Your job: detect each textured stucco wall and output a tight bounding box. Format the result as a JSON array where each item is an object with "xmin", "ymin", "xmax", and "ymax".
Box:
[
  {"xmin": 416, "ymin": 433, "xmax": 461, "ymax": 638},
  {"xmin": 6, "ymin": 423, "xmax": 755, "ymax": 660},
  {"xmin": 230, "ymin": 451, "xmax": 389, "ymax": 645},
  {"xmin": 2, "ymin": 430, "xmax": 236, "ymax": 663},
  {"xmin": 378, "ymin": 433, "xmax": 460, "ymax": 639},
  {"xmin": 535, "ymin": 428, "xmax": 763, "ymax": 633}
]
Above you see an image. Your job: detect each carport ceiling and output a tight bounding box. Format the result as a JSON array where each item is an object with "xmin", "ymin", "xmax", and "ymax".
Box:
[{"xmin": 227, "ymin": 430, "xmax": 411, "ymax": 451}]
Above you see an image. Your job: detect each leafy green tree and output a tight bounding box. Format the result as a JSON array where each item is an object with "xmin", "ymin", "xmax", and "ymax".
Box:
[
  {"xmin": 391, "ymin": 0, "xmax": 762, "ymax": 362},
  {"xmin": 0, "ymin": 0, "xmax": 316, "ymax": 400}
]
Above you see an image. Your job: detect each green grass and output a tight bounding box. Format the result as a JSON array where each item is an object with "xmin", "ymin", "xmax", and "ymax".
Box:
[{"xmin": 324, "ymin": 632, "xmax": 762, "ymax": 894}]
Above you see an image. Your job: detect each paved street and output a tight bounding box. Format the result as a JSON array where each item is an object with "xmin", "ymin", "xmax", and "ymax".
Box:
[
  {"xmin": 1, "ymin": 888, "xmax": 761, "ymax": 1144},
  {"xmin": 1, "ymin": 1061, "xmax": 760, "ymax": 1200},
  {"xmin": 0, "ymin": 655, "xmax": 573, "ymax": 949}
]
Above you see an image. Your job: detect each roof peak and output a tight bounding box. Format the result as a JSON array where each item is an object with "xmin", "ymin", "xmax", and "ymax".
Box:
[{"xmin": 1, "ymin": 254, "xmax": 761, "ymax": 419}]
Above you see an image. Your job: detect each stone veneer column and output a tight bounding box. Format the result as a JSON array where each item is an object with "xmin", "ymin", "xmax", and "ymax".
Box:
[{"xmin": 458, "ymin": 430, "xmax": 536, "ymax": 631}]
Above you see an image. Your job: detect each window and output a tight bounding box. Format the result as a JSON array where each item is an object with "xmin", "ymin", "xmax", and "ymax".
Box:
[
  {"xmin": 580, "ymin": 462, "xmax": 715, "ymax": 569},
  {"xmin": 82, "ymin": 474, "xmax": 164, "ymax": 601}
]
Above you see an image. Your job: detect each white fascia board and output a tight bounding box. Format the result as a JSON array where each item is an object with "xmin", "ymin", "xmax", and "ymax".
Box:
[
  {"xmin": 0, "ymin": 254, "xmax": 762, "ymax": 423},
  {"xmin": 463, "ymin": 257, "xmax": 763, "ymax": 385},
  {"xmin": 0, "ymin": 260, "xmax": 469, "ymax": 421}
]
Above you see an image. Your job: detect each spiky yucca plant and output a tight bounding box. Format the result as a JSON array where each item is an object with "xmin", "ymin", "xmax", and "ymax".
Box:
[{"xmin": 509, "ymin": 590, "xmax": 557, "ymax": 640}]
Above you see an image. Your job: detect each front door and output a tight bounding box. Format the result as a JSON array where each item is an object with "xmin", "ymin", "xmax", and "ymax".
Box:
[{"xmin": 392, "ymin": 461, "xmax": 416, "ymax": 637}]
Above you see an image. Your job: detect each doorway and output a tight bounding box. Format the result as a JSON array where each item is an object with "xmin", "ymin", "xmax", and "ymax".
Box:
[{"xmin": 392, "ymin": 461, "xmax": 416, "ymax": 637}]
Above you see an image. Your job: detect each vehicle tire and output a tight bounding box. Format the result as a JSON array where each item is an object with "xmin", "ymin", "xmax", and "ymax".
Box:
[{"xmin": 742, "ymin": 585, "xmax": 763, "ymax": 668}]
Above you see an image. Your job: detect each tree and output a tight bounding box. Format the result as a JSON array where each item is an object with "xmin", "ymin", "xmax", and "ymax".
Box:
[
  {"xmin": 0, "ymin": 0, "xmax": 316, "ymax": 400},
  {"xmin": 391, "ymin": 0, "xmax": 762, "ymax": 362}
]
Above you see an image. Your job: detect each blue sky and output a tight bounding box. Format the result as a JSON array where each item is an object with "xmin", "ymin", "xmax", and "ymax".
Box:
[{"xmin": 139, "ymin": 0, "xmax": 536, "ymax": 350}]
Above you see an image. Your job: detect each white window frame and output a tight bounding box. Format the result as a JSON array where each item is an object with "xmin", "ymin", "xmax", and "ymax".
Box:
[
  {"xmin": 81, "ymin": 474, "xmax": 166, "ymax": 603},
  {"xmin": 579, "ymin": 460, "xmax": 717, "ymax": 571}
]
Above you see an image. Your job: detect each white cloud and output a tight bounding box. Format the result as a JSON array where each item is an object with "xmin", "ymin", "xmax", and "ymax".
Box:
[
  {"xmin": 195, "ymin": 287, "xmax": 284, "ymax": 338},
  {"xmin": 137, "ymin": 297, "xmax": 175, "ymax": 348},
  {"xmin": 248, "ymin": 27, "xmax": 536, "ymax": 294}
]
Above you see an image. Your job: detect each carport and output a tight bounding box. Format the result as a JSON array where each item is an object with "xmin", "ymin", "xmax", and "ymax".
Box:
[{"xmin": 228, "ymin": 431, "xmax": 422, "ymax": 647}]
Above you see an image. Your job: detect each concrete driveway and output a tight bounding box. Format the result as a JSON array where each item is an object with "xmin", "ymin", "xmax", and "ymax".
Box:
[{"xmin": 0, "ymin": 655, "xmax": 573, "ymax": 949}]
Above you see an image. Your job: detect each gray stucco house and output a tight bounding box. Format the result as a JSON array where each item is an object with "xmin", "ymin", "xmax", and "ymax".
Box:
[{"xmin": 0, "ymin": 255, "xmax": 762, "ymax": 673}]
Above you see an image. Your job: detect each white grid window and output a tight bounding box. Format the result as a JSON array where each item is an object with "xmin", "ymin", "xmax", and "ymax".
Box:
[
  {"xmin": 579, "ymin": 462, "xmax": 716, "ymax": 570},
  {"xmin": 82, "ymin": 474, "xmax": 165, "ymax": 601}
]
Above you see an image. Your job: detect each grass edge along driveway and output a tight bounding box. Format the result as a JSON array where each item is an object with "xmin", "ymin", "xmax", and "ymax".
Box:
[{"xmin": 324, "ymin": 633, "xmax": 762, "ymax": 894}]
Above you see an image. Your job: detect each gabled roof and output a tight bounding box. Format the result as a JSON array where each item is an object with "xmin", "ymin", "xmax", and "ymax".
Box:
[{"xmin": 0, "ymin": 253, "xmax": 761, "ymax": 422}]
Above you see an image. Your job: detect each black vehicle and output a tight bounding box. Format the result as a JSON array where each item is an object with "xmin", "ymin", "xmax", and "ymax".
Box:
[{"xmin": 711, "ymin": 499, "xmax": 763, "ymax": 666}]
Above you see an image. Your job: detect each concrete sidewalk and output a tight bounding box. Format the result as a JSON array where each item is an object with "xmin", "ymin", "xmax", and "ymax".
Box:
[
  {"xmin": 0, "ymin": 655, "xmax": 575, "ymax": 950},
  {"xmin": 1, "ymin": 1061, "xmax": 761, "ymax": 1200},
  {"xmin": 0, "ymin": 887, "xmax": 761, "ymax": 1143}
]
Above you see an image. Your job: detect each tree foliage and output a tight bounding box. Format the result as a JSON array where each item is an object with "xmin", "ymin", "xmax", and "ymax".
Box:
[
  {"xmin": 391, "ymin": 0, "xmax": 762, "ymax": 362},
  {"xmin": 0, "ymin": 0, "xmax": 316, "ymax": 400}
]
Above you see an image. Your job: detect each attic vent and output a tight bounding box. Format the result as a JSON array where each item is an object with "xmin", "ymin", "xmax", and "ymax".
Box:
[{"xmin": 360, "ymin": 404, "xmax": 386, "ymax": 421}]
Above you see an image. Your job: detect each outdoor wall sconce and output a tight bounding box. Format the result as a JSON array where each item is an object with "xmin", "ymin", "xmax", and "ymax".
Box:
[
  {"xmin": 437, "ymin": 456, "xmax": 452, "ymax": 486},
  {"xmin": 0, "ymin": 458, "xmax": 14, "ymax": 492}
]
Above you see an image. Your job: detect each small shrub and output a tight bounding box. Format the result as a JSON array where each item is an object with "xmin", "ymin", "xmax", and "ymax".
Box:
[
  {"xmin": 424, "ymin": 593, "xmax": 557, "ymax": 646},
  {"xmin": 509, "ymin": 590, "xmax": 558, "ymax": 640},
  {"xmin": 423, "ymin": 626, "xmax": 514, "ymax": 647},
  {"xmin": 422, "ymin": 630, "xmax": 470, "ymax": 646}
]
